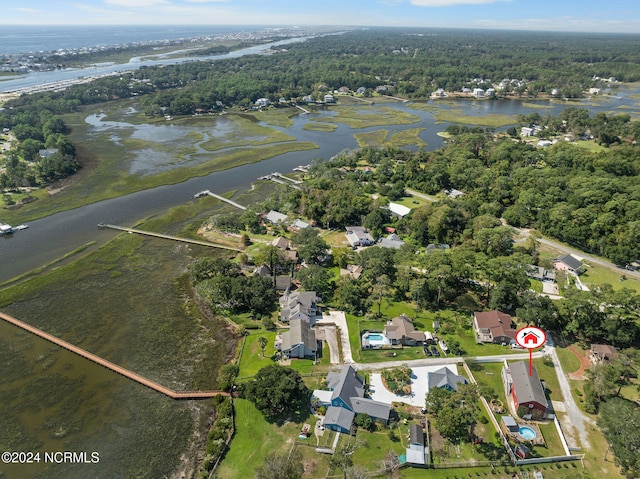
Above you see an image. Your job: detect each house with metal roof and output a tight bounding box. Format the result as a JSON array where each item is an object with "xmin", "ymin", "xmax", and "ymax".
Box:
[
  {"xmin": 502, "ymin": 361, "xmax": 548, "ymax": 418},
  {"xmin": 281, "ymin": 318, "xmax": 318, "ymax": 360},
  {"xmin": 387, "ymin": 202, "xmax": 411, "ymax": 218},
  {"xmin": 427, "ymin": 367, "xmax": 468, "ymax": 392},
  {"xmin": 314, "ymin": 365, "xmax": 391, "ymax": 434},
  {"xmin": 553, "ymin": 254, "xmax": 583, "ymax": 273},
  {"xmin": 526, "ymin": 265, "xmax": 556, "ymax": 282},
  {"xmin": 264, "ymin": 210, "xmax": 287, "ymax": 224},
  {"xmin": 406, "ymin": 424, "xmax": 429, "ymax": 466}
]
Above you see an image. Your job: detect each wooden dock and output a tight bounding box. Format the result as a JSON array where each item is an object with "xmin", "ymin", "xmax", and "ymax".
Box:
[
  {"xmin": 98, "ymin": 224, "xmax": 243, "ymax": 253},
  {"xmin": 193, "ymin": 190, "xmax": 247, "ymax": 210},
  {"xmin": 0, "ymin": 311, "xmax": 228, "ymax": 400},
  {"xmin": 257, "ymin": 172, "xmax": 302, "ymax": 190}
]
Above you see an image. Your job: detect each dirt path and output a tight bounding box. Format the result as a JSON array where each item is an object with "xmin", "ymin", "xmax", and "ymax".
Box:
[{"xmin": 568, "ymin": 345, "xmax": 590, "ymax": 380}]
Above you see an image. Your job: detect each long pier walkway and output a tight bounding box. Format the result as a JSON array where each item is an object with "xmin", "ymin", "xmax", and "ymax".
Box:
[
  {"xmin": 98, "ymin": 224, "xmax": 243, "ymax": 252},
  {"xmin": 194, "ymin": 190, "xmax": 247, "ymax": 210},
  {"xmin": 0, "ymin": 311, "xmax": 228, "ymax": 400}
]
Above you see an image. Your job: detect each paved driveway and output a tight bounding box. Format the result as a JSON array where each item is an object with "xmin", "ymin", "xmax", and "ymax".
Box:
[
  {"xmin": 317, "ymin": 325, "xmax": 340, "ymax": 364},
  {"xmin": 317, "ymin": 311, "xmax": 353, "ymax": 363},
  {"xmin": 369, "ymin": 364, "xmax": 460, "ymax": 407}
]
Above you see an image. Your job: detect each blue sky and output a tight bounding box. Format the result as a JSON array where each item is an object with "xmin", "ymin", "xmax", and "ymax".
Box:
[{"xmin": 4, "ymin": 0, "xmax": 640, "ymax": 33}]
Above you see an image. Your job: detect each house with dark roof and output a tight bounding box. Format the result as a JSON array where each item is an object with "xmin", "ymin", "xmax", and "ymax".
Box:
[
  {"xmin": 473, "ymin": 310, "xmax": 517, "ymax": 344},
  {"xmin": 426, "ymin": 243, "xmax": 450, "ymax": 254},
  {"xmin": 406, "ymin": 424, "xmax": 429, "ymax": 466},
  {"xmin": 502, "ymin": 361, "xmax": 548, "ymax": 418},
  {"xmin": 378, "ymin": 233, "xmax": 405, "ymax": 249},
  {"xmin": 279, "ymin": 290, "xmax": 318, "ymax": 325},
  {"xmin": 553, "ymin": 254, "xmax": 583, "ymax": 273},
  {"xmin": 526, "ymin": 265, "xmax": 556, "ymax": 282},
  {"xmin": 427, "ymin": 367, "xmax": 468, "ymax": 392},
  {"xmin": 313, "ymin": 365, "xmax": 391, "ymax": 434},
  {"xmin": 590, "ymin": 344, "xmax": 618, "ymax": 364},
  {"xmin": 384, "ymin": 314, "xmax": 426, "ymax": 346},
  {"xmin": 281, "ymin": 318, "xmax": 319, "ymax": 360}
]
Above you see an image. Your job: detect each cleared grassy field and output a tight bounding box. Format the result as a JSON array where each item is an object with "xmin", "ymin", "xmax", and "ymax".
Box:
[{"xmin": 217, "ymin": 398, "xmax": 315, "ymax": 479}]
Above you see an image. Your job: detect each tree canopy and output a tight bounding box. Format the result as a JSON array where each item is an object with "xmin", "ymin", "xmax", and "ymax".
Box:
[{"xmin": 243, "ymin": 364, "xmax": 310, "ymax": 419}]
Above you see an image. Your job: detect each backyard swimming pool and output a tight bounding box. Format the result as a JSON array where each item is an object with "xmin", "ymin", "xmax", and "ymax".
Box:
[
  {"xmin": 519, "ymin": 426, "xmax": 537, "ymax": 441},
  {"xmin": 362, "ymin": 332, "xmax": 390, "ymax": 348}
]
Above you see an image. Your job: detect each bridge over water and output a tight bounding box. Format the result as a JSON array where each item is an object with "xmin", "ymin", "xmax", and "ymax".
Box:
[{"xmin": 0, "ymin": 311, "xmax": 228, "ymax": 400}]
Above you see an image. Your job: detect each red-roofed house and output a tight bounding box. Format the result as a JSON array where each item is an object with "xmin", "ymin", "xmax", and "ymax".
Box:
[{"xmin": 473, "ymin": 310, "xmax": 517, "ymax": 344}]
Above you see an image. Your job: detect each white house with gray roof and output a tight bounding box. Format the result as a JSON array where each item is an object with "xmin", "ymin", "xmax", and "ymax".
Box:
[
  {"xmin": 345, "ymin": 226, "xmax": 374, "ymax": 247},
  {"xmin": 279, "ymin": 290, "xmax": 319, "ymax": 325},
  {"xmin": 406, "ymin": 423, "xmax": 429, "ymax": 466},
  {"xmin": 281, "ymin": 318, "xmax": 318, "ymax": 360}
]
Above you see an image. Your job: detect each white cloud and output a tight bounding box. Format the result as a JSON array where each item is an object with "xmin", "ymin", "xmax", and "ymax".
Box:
[
  {"xmin": 105, "ymin": 0, "xmax": 169, "ymax": 6},
  {"xmin": 410, "ymin": 0, "xmax": 505, "ymax": 6},
  {"xmin": 11, "ymin": 8, "xmax": 45, "ymax": 14},
  {"xmin": 473, "ymin": 16, "xmax": 640, "ymax": 33}
]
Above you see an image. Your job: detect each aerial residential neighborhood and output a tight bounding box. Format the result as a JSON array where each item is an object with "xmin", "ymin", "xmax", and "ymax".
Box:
[
  {"xmin": 186, "ymin": 147, "xmax": 640, "ymax": 479},
  {"xmin": 2, "ymin": 16, "xmax": 640, "ymax": 479}
]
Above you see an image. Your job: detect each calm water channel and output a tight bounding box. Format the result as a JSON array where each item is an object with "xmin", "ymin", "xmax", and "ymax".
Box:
[{"xmin": 2, "ymin": 86, "xmax": 640, "ymax": 284}]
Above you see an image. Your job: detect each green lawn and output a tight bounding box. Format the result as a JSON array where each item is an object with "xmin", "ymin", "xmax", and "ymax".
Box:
[
  {"xmin": 237, "ymin": 331, "xmax": 278, "ymax": 379},
  {"xmin": 349, "ymin": 426, "xmax": 406, "ymax": 471},
  {"xmin": 217, "ymin": 399, "xmax": 314, "ymax": 479},
  {"xmin": 555, "ymin": 345, "xmax": 583, "ymax": 375},
  {"xmin": 529, "ymin": 278, "xmax": 544, "ymax": 293},
  {"xmin": 579, "ymin": 261, "xmax": 640, "ymax": 294},
  {"xmin": 390, "ymin": 194, "xmax": 431, "ymax": 209},
  {"xmin": 347, "ymin": 303, "xmax": 522, "ymax": 363}
]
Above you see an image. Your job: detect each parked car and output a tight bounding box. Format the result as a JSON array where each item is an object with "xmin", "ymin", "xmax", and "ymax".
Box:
[
  {"xmin": 424, "ymin": 346, "xmax": 432, "ymax": 356},
  {"xmin": 430, "ymin": 346, "xmax": 440, "ymax": 356},
  {"xmin": 439, "ymin": 340, "xmax": 449, "ymax": 353}
]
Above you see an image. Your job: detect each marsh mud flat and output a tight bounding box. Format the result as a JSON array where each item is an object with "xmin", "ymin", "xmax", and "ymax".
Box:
[{"xmin": 2, "ymin": 83, "xmax": 640, "ymax": 284}]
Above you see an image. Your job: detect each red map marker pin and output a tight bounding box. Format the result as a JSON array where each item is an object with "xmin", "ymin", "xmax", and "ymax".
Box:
[{"xmin": 515, "ymin": 326, "xmax": 546, "ymax": 376}]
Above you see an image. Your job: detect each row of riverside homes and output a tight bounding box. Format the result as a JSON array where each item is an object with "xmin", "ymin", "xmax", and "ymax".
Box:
[{"xmin": 312, "ymin": 365, "xmax": 391, "ymax": 434}]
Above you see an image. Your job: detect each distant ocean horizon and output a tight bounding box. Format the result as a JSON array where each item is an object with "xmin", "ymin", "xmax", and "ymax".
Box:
[{"xmin": 0, "ymin": 24, "xmax": 275, "ymax": 55}]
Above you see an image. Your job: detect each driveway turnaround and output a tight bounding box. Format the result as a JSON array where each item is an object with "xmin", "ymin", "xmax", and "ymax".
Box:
[{"xmin": 369, "ymin": 364, "xmax": 460, "ymax": 407}]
